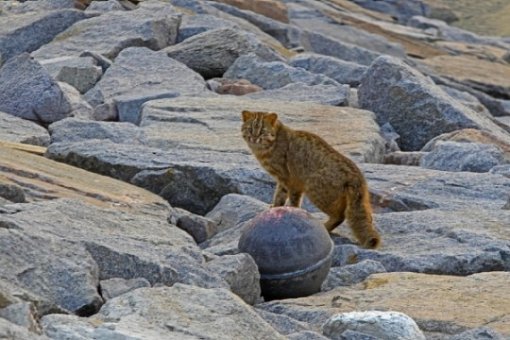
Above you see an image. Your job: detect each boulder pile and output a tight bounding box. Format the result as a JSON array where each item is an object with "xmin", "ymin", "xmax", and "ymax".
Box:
[{"xmin": 1, "ymin": 0, "xmax": 509, "ymax": 339}]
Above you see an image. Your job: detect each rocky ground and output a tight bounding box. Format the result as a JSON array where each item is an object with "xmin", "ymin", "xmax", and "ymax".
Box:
[{"xmin": 0, "ymin": 0, "xmax": 509, "ymax": 339}]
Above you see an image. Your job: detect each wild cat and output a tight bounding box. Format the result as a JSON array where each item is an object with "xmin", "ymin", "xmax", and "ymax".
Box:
[{"xmin": 241, "ymin": 110, "xmax": 381, "ymax": 249}]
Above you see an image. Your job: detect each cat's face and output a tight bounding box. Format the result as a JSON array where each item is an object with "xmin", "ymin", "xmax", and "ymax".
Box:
[{"xmin": 241, "ymin": 110, "xmax": 279, "ymax": 149}]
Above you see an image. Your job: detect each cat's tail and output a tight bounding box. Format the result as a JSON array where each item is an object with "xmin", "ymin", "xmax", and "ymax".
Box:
[{"xmin": 345, "ymin": 182, "xmax": 381, "ymax": 249}]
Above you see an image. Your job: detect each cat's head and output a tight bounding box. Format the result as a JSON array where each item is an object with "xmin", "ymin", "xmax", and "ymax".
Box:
[{"xmin": 241, "ymin": 110, "xmax": 279, "ymax": 149}]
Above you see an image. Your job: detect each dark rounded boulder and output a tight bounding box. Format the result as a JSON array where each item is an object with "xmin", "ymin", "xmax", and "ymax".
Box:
[{"xmin": 238, "ymin": 207, "xmax": 333, "ymax": 300}]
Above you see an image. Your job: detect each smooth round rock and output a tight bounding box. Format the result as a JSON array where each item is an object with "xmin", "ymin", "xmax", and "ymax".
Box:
[{"xmin": 238, "ymin": 207, "xmax": 333, "ymax": 300}]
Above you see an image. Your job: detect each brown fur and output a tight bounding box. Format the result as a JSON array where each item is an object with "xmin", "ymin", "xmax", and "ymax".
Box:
[{"xmin": 241, "ymin": 110, "xmax": 381, "ymax": 249}]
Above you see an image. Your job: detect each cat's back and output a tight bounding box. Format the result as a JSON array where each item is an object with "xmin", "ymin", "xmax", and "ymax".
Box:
[{"xmin": 286, "ymin": 128, "xmax": 361, "ymax": 175}]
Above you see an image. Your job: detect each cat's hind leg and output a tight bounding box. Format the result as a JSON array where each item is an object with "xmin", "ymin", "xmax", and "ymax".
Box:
[{"xmin": 324, "ymin": 211, "xmax": 345, "ymax": 232}]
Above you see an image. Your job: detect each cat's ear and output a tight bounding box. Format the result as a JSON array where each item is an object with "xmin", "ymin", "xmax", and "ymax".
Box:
[
  {"xmin": 242, "ymin": 110, "xmax": 254, "ymax": 122},
  {"xmin": 265, "ymin": 112, "xmax": 278, "ymax": 126}
]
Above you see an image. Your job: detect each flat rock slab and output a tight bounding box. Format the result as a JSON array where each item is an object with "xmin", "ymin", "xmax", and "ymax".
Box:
[
  {"xmin": 42, "ymin": 284, "xmax": 285, "ymax": 340},
  {"xmin": 0, "ymin": 144, "xmax": 165, "ymax": 211},
  {"xmin": 140, "ymin": 96, "xmax": 384, "ymax": 162},
  {"xmin": 422, "ymin": 55, "xmax": 510, "ymax": 99},
  {"xmin": 257, "ymin": 272, "xmax": 510, "ymax": 337},
  {"xmin": 32, "ymin": 4, "xmax": 180, "ymax": 60},
  {"xmin": 0, "ymin": 111, "xmax": 50, "ymax": 146},
  {"xmin": 0, "ymin": 9, "xmax": 90, "ymax": 62}
]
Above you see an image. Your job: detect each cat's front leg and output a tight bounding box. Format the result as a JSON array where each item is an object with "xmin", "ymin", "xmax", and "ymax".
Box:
[
  {"xmin": 272, "ymin": 183, "xmax": 288, "ymax": 207},
  {"xmin": 288, "ymin": 190, "xmax": 303, "ymax": 207}
]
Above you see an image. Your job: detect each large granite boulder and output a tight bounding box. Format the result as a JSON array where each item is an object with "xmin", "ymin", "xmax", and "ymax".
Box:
[
  {"xmin": 165, "ymin": 28, "xmax": 284, "ymax": 79},
  {"xmin": 83, "ymin": 47, "xmax": 209, "ymax": 123},
  {"xmin": 41, "ymin": 285, "xmax": 286, "ymax": 340},
  {"xmin": 32, "ymin": 3, "xmax": 180, "ymax": 60},
  {"xmin": 0, "ymin": 53, "xmax": 72, "ymax": 123},
  {"xmin": 0, "ymin": 9, "xmax": 90, "ymax": 62},
  {"xmin": 358, "ymin": 56, "xmax": 510, "ymax": 150}
]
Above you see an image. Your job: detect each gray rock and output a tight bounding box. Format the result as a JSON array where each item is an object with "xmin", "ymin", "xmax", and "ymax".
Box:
[
  {"xmin": 201, "ymin": 194, "xmax": 269, "ymax": 255},
  {"xmin": 246, "ymin": 83, "xmax": 350, "ymax": 106},
  {"xmin": 450, "ymin": 327, "xmax": 505, "ymax": 340},
  {"xmin": 0, "ymin": 198, "xmax": 227, "ymax": 300},
  {"xmin": 358, "ymin": 56, "xmax": 510, "ymax": 151},
  {"xmin": 440, "ymin": 85, "xmax": 491, "ymax": 116},
  {"xmin": 431, "ymin": 75, "xmax": 510, "ymax": 118},
  {"xmin": 208, "ymin": 2, "xmax": 302, "ymax": 48},
  {"xmin": 420, "ymin": 142, "xmax": 505, "ymax": 173},
  {"xmin": 42, "ymin": 285, "xmax": 286, "ymax": 340},
  {"xmin": 32, "ymin": 5, "xmax": 180, "ymax": 60},
  {"xmin": 338, "ymin": 330, "xmax": 379, "ymax": 340},
  {"xmin": 256, "ymin": 309, "xmax": 311, "ymax": 336},
  {"xmin": 85, "ymin": 0, "xmax": 125, "ymax": 13},
  {"xmin": 287, "ymin": 330, "xmax": 330, "ymax": 340},
  {"xmin": 115, "ymin": 91, "xmax": 182, "ymax": 124},
  {"xmin": 0, "ymin": 228, "xmax": 103, "ymax": 315},
  {"xmin": 80, "ymin": 50, "xmax": 112, "ymax": 72},
  {"xmin": 165, "ymin": 28, "xmax": 284, "ymax": 79},
  {"xmin": 0, "ymin": 318, "xmax": 49, "ymax": 340},
  {"xmin": 57, "ymin": 61, "xmax": 102, "ymax": 94},
  {"xmin": 0, "ymin": 0, "xmax": 75, "ymax": 14},
  {"xmin": 0, "ymin": 53, "xmax": 72, "ymax": 124},
  {"xmin": 491, "ymin": 164, "xmax": 510, "ymax": 178},
  {"xmin": 177, "ymin": 14, "xmax": 237, "ymax": 43},
  {"xmin": 168, "ymin": 207, "xmax": 219, "ymax": 244},
  {"xmin": 206, "ymin": 253, "xmax": 261, "ymax": 305},
  {"xmin": 351, "ymin": 0, "xmax": 427, "ymax": 22},
  {"xmin": 0, "ymin": 111, "xmax": 50, "ymax": 146},
  {"xmin": 0, "ymin": 183, "xmax": 26, "ymax": 203},
  {"xmin": 300, "ymin": 31, "xmax": 382, "ymax": 66},
  {"xmin": 0, "ymin": 302, "xmax": 40, "ymax": 334},
  {"xmin": 84, "ymin": 47, "xmax": 208, "ymax": 121},
  {"xmin": 0, "ymin": 9, "xmax": 89, "ymax": 62},
  {"xmin": 0, "ymin": 277, "xmax": 62, "ymax": 317},
  {"xmin": 99, "ymin": 278, "xmax": 150, "ymax": 300},
  {"xmin": 323, "ymin": 311, "xmax": 426, "ymax": 340},
  {"xmin": 408, "ymin": 16, "xmax": 508, "ymax": 49},
  {"xmin": 384, "ymin": 151, "xmax": 426, "ymax": 166},
  {"xmin": 40, "ymin": 56, "xmax": 102, "ymax": 93},
  {"xmin": 49, "ymin": 118, "xmax": 147, "ymax": 145},
  {"xmin": 224, "ymin": 53, "xmax": 339, "ymax": 89},
  {"xmin": 57, "ymin": 82, "xmax": 95, "ymax": 119},
  {"xmin": 322, "ymin": 260, "xmax": 386, "ymax": 291},
  {"xmin": 290, "ymin": 53, "xmax": 368, "ymax": 87},
  {"xmin": 292, "ymin": 17, "xmax": 405, "ymax": 58}
]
